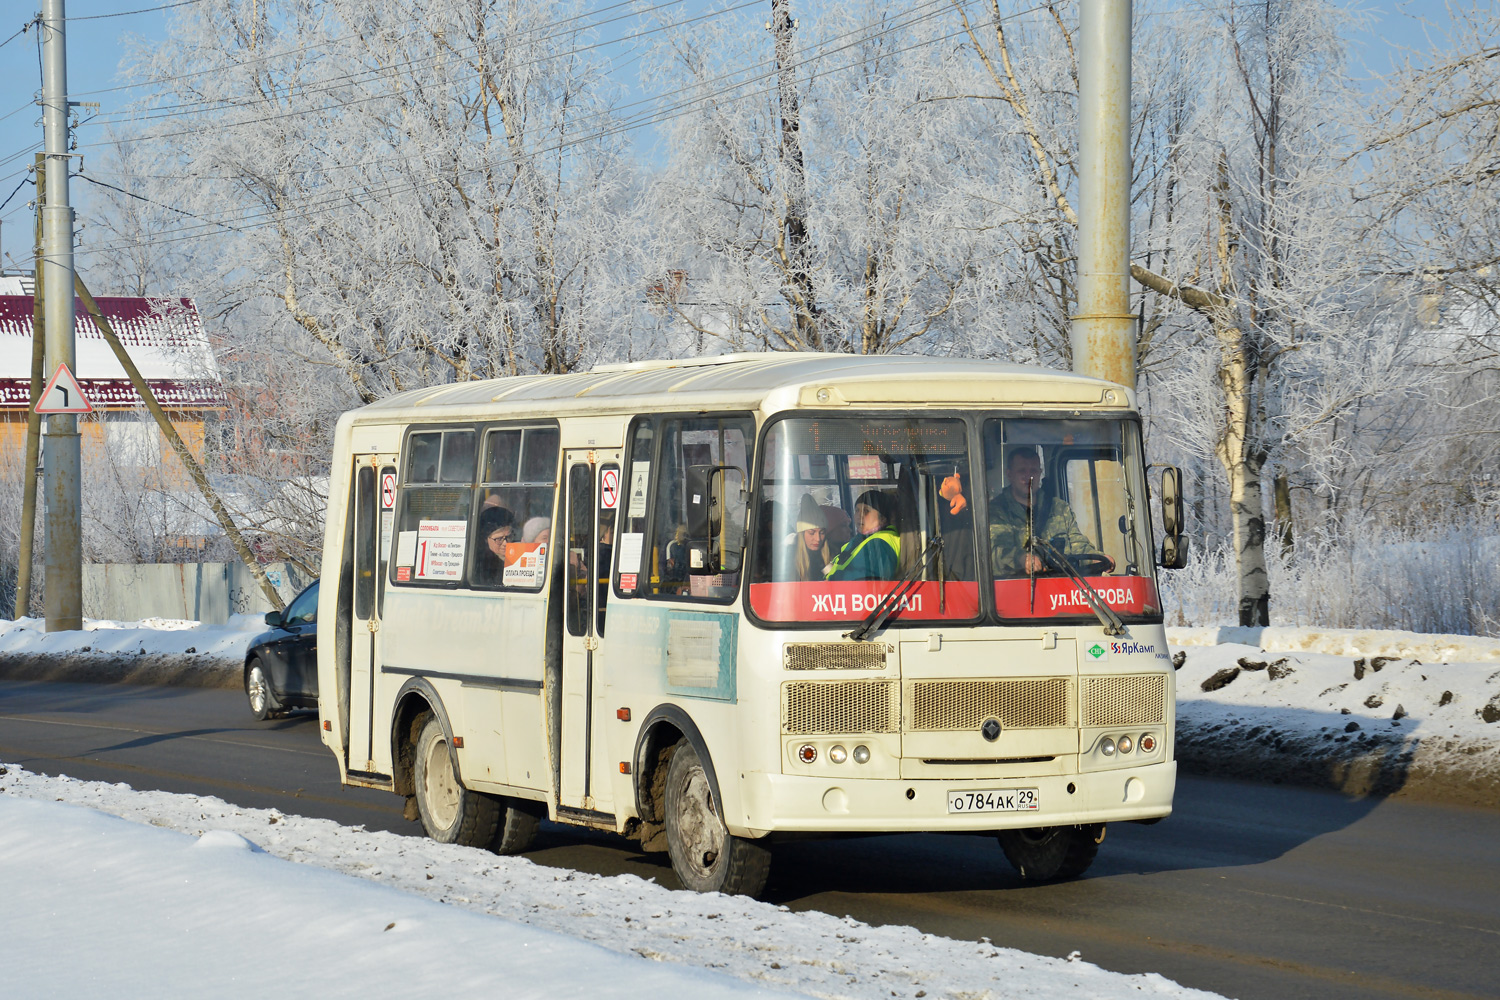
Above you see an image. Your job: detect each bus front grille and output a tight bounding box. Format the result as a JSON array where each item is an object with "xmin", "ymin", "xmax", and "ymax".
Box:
[
  {"xmin": 908, "ymin": 678, "xmax": 1074, "ymax": 731},
  {"xmin": 783, "ymin": 642, "xmax": 887, "ymax": 671},
  {"xmin": 782, "ymin": 680, "xmax": 899, "ymax": 735},
  {"xmin": 1081, "ymin": 674, "xmax": 1167, "ymax": 727}
]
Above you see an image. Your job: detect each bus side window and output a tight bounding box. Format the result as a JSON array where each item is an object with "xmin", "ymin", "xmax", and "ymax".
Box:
[
  {"xmin": 646, "ymin": 414, "xmax": 754, "ymax": 602},
  {"xmin": 614, "ymin": 419, "xmax": 655, "ymax": 595},
  {"xmin": 566, "ymin": 464, "xmax": 593, "ymax": 637}
]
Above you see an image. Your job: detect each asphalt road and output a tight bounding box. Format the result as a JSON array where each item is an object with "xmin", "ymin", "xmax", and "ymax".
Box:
[{"xmin": 3, "ymin": 678, "xmax": 1497, "ymax": 1000}]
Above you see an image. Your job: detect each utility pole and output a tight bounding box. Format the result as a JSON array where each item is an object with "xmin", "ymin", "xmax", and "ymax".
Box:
[
  {"xmin": 41, "ymin": 0, "xmax": 82, "ymax": 631},
  {"xmin": 1071, "ymin": 0, "xmax": 1135, "ymax": 390},
  {"xmin": 13, "ymin": 155, "xmax": 46, "ymax": 620}
]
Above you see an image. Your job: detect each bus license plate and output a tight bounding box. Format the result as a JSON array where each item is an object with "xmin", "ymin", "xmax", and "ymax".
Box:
[{"xmin": 947, "ymin": 788, "xmax": 1040, "ymax": 813}]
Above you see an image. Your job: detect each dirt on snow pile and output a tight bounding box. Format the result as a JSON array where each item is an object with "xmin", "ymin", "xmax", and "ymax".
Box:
[
  {"xmin": 1167, "ymin": 627, "xmax": 1500, "ymax": 809},
  {"xmin": 0, "ymin": 616, "xmax": 251, "ymax": 688}
]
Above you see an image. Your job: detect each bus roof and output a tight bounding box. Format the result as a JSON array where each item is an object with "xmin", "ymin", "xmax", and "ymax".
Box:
[{"xmin": 350, "ymin": 352, "xmax": 1132, "ymax": 420}]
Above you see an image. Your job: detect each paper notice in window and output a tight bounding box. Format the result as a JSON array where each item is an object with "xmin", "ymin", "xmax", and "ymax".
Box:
[
  {"xmin": 415, "ymin": 520, "xmax": 467, "ymax": 580},
  {"xmin": 626, "ymin": 463, "xmax": 651, "ymax": 518},
  {"xmin": 502, "ymin": 542, "xmax": 547, "ymax": 588},
  {"xmin": 617, "ymin": 532, "xmax": 644, "ymax": 574},
  {"xmin": 395, "ymin": 530, "xmax": 417, "ymax": 568},
  {"xmin": 847, "ymin": 455, "xmax": 883, "ymax": 480}
]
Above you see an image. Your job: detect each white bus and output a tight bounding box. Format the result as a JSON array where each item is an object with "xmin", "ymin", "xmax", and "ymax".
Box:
[{"xmin": 316, "ymin": 353, "xmax": 1186, "ymax": 896}]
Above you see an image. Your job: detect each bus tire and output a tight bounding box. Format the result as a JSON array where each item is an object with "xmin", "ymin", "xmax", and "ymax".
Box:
[
  {"xmin": 490, "ymin": 798, "xmax": 543, "ymax": 855},
  {"xmin": 412, "ymin": 714, "xmax": 500, "ymax": 848},
  {"xmin": 245, "ymin": 659, "xmax": 279, "ymax": 721},
  {"xmin": 664, "ymin": 739, "xmax": 770, "ymax": 896},
  {"xmin": 997, "ymin": 824, "xmax": 1105, "ymax": 882}
]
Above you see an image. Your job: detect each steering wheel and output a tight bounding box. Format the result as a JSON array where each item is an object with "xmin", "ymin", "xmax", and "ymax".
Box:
[{"xmin": 1065, "ymin": 553, "xmax": 1114, "ymax": 576}]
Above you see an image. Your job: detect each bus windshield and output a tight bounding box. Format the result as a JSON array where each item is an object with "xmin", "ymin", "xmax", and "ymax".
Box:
[{"xmin": 748, "ymin": 414, "xmax": 1160, "ymax": 625}]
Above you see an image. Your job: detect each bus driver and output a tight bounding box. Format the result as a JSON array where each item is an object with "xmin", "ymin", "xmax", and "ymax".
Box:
[{"xmin": 989, "ymin": 446, "xmax": 1113, "ymax": 577}]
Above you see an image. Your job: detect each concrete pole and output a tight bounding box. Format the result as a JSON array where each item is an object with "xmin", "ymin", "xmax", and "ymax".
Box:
[
  {"xmin": 14, "ymin": 156, "xmax": 46, "ymax": 620},
  {"xmin": 41, "ymin": 0, "xmax": 82, "ymax": 631},
  {"xmin": 1071, "ymin": 0, "xmax": 1136, "ymax": 390}
]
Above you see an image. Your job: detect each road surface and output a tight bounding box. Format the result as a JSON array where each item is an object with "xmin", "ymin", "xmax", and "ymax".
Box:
[{"xmin": 2, "ymin": 678, "xmax": 1496, "ymax": 1000}]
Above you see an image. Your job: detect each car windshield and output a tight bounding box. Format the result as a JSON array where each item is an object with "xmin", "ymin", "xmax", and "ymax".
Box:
[{"xmin": 748, "ymin": 413, "xmax": 1161, "ymax": 625}]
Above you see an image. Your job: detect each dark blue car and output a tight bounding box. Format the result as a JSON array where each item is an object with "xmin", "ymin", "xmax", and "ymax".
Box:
[{"xmin": 243, "ymin": 579, "xmax": 319, "ymax": 720}]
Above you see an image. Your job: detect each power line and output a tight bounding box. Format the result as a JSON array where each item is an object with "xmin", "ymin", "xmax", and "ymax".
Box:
[
  {"xmin": 76, "ymin": 172, "xmax": 242, "ymax": 231},
  {"xmin": 76, "ymin": 1, "xmax": 1040, "ymax": 256},
  {"xmin": 78, "ymin": 0, "xmax": 766, "ymax": 139},
  {"xmin": 0, "ymin": 175, "xmax": 31, "ymax": 214},
  {"xmin": 66, "ymin": 0, "xmax": 207, "ymax": 20},
  {"xmin": 77, "ymin": 0, "xmax": 975, "ymax": 189},
  {"xmin": 1, "ymin": 16, "xmax": 40, "ymax": 50}
]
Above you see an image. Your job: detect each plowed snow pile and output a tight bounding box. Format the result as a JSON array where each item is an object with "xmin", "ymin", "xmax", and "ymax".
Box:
[
  {"xmin": 0, "ymin": 765, "xmax": 1224, "ymax": 1000},
  {"xmin": 1167, "ymin": 627, "xmax": 1500, "ymax": 806}
]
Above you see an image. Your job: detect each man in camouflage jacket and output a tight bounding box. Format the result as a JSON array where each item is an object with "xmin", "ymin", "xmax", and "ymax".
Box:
[{"xmin": 989, "ymin": 447, "xmax": 1112, "ymax": 577}]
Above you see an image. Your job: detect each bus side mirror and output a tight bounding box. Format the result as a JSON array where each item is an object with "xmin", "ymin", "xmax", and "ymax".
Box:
[
  {"xmin": 685, "ymin": 465, "xmax": 746, "ymax": 575},
  {"xmin": 1159, "ymin": 467, "xmax": 1189, "ymax": 569}
]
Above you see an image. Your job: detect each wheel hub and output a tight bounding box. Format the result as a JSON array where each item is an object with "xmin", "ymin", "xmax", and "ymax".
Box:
[{"xmin": 422, "ymin": 736, "xmax": 461, "ymax": 828}]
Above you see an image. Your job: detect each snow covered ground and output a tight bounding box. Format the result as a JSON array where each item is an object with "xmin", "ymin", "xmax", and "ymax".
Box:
[
  {"xmin": 1167, "ymin": 627, "xmax": 1500, "ymax": 806},
  {"xmin": 0, "ymin": 766, "xmax": 1223, "ymax": 1000},
  {"xmin": 0, "ymin": 614, "xmax": 258, "ymax": 686}
]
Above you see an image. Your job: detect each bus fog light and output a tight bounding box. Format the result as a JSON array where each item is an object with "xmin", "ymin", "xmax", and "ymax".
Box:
[
  {"xmin": 1117, "ymin": 735, "xmax": 1133, "ymax": 754},
  {"xmin": 829, "ymin": 745, "xmax": 848, "ymax": 764},
  {"xmin": 1099, "ymin": 737, "xmax": 1116, "ymax": 757},
  {"xmin": 852, "ymin": 745, "xmax": 871, "ymax": 764},
  {"xmin": 798, "ymin": 744, "xmax": 817, "ymax": 764},
  {"xmin": 1139, "ymin": 733, "xmax": 1156, "ymax": 753}
]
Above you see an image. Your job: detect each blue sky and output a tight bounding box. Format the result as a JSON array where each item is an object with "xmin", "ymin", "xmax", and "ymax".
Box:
[{"xmin": 0, "ymin": 0, "xmax": 1461, "ymax": 274}]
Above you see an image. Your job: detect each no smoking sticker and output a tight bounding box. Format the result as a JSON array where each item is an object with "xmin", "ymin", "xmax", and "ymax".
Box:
[
  {"xmin": 380, "ymin": 472, "xmax": 397, "ymax": 510},
  {"xmin": 600, "ymin": 468, "xmax": 620, "ymax": 510}
]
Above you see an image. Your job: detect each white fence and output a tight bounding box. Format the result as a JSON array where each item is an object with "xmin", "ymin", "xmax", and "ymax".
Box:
[{"xmin": 82, "ymin": 563, "xmax": 313, "ymax": 624}]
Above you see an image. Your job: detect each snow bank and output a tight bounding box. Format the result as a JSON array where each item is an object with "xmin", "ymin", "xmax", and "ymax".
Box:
[
  {"xmin": 1167, "ymin": 625, "xmax": 1500, "ymax": 663},
  {"xmin": 0, "ymin": 614, "xmax": 261, "ymax": 687},
  {"xmin": 0, "ymin": 796, "xmax": 784, "ymax": 1000},
  {"xmin": 0, "ymin": 764, "xmax": 1224, "ymax": 1000},
  {"xmin": 1168, "ymin": 628, "xmax": 1500, "ymax": 807}
]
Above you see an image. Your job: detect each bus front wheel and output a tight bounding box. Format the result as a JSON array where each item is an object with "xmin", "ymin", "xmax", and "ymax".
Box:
[
  {"xmin": 664, "ymin": 739, "xmax": 770, "ymax": 896},
  {"xmin": 412, "ymin": 714, "xmax": 500, "ymax": 848},
  {"xmin": 997, "ymin": 824, "xmax": 1105, "ymax": 881}
]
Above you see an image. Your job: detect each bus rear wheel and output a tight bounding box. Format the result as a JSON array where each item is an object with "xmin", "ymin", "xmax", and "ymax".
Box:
[
  {"xmin": 664, "ymin": 739, "xmax": 770, "ymax": 896},
  {"xmin": 997, "ymin": 824, "xmax": 1105, "ymax": 882},
  {"xmin": 412, "ymin": 715, "xmax": 500, "ymax": 848}
]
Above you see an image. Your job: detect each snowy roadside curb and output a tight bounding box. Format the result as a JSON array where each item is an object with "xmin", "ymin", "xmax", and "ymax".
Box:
[
  {"xmin": 1166, "ymin": 629, "xmax": 1500, "ymax": 810},
  {"xmin": 0, "ymin": 763, "xmax": 1226, "ymax": 1000},
  {"xmin": 1166, "ymin": 626, "xmax": 1500, "ymax": 664},
  {"xmin": 0, "ymin": 615, "xmax": 253, "ymax": 689}
]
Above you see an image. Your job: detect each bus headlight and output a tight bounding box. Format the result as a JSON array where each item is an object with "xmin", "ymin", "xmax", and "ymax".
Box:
[
  {"xmin": 829, "ymin": 745, "xmax": 848, "ymax": 764},
  {"xmin": 1117, "ymin": 735, "xmax": 1133, "ymax": 754},
  {"xmin": 1099, "ymin": 737, "xmax": 1116, "ymax": 757},
  {"xmin": 852, "ymin": 745, "xmax": 871, "ymax": 764}
]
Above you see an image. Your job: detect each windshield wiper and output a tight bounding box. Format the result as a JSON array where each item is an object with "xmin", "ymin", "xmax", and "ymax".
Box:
[
  {"xmin": 1028, "ymin": 534, "xmax": 1126, "ymax": 636},
  {"xmin": 845, "ymin": 537, "xmax": 944, "ymax": 642}
]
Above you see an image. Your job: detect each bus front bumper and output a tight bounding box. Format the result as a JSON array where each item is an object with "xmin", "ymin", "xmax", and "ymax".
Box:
[{"xmin": 733, "ymin": 760, "xmax": 1176, "ymax": 838}]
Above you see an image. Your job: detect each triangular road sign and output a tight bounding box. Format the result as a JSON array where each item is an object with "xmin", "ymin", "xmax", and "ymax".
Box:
[{"xmin": 35, "ymin": 362, "xmax": 93, "ymax": 414}]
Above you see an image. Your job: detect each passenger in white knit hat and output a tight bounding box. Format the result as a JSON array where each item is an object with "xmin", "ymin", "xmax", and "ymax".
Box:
[{"xmin": 786, "ymin": 493, "xmax": 832, "ymax": 582}]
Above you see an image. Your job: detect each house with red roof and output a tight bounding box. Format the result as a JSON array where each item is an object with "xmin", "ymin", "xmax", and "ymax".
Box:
[{"xmin": 0, "ymin": 274, "xmax": 226, "ymax": 491}]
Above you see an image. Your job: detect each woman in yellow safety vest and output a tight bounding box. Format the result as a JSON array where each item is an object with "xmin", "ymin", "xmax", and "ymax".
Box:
[{"xmin": 824, "ymin": 490, "xmax": 900, "ymax": 581}]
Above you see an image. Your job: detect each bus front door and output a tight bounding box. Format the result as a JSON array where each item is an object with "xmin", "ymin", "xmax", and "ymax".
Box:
[
  {"xmin": 559, "ymin": 451, "xmax": 620, "ymax": 817},
  {"xmin": 347, "ymin": 453, "xmax": 396, "ymax": 778}
]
